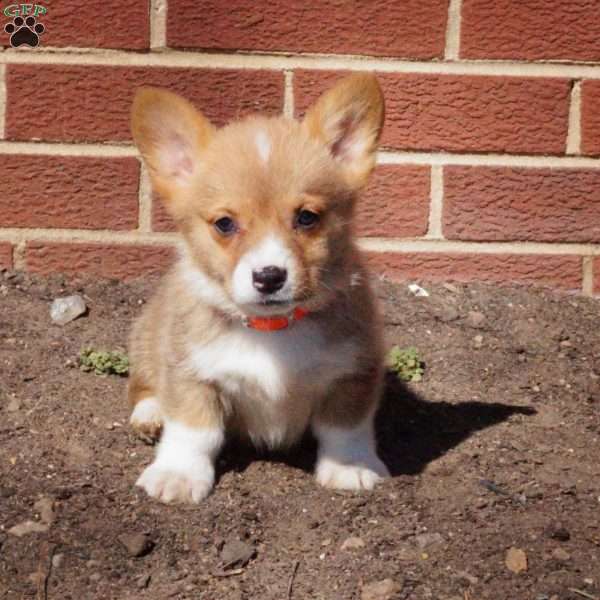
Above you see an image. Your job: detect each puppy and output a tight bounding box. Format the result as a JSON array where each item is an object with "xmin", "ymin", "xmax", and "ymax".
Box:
[{"xmin": 128, "ymin": 73, "xmax": 389, "ymax": 503}]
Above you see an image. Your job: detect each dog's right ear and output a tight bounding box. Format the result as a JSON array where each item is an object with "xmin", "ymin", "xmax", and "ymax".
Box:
[{"xmin": 131, "ymin": 87, "xmax": 215, "ymax": 200}]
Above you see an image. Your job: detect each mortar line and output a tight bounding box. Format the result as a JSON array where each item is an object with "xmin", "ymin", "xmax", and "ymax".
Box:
[
  {"xmin": 377, "ymin": 151, "xmax": 600, "ymax": 168},
  {"xmin": 0, "ymin": 65, "xmax": 6, "ymax": 140},
  {"xmin": 0, "ymin": 229, "xmax": 178, "ymax": 245},
  {"xmin": 357, "ymin": 238, "xmax": 600, "ymax": 256},
  {"xmin": 5, "ymin": 49, "xmax": 600, "ymax": 79},
  {"xmin": 582, "ymin": 255, "xmax": 594, "ymax": 295},
  {"xmin": 150, "ymin": 0, "xmax": 167, "ymax": 49},
  {"xmin": 0, "ymin": 141, "xmax": 137, "ymax": 156},
  {"xmin": 566, "ymin": 80, "xmax": 582, "ymax": 155},
  {"xmin": 426, "ymin": 166, "xmax": 444, "ymax": 238},
  {"xmin": 2, "ymin": 140, "xmax": 600, "ymax": 169},
  {"xmin": 137, "ymin": 163, "xmax": 153, "ymax": 232},
  {"xmin": 444, "ymin": 0, "xmax": 462, "ymax": 60},
  {"xmin": 1, "ymin": 227, "xmax": 600, "ymax": 256},
  {"xmin": 283, "ymin": 70, "xmax": 294, "ymax": 118}
]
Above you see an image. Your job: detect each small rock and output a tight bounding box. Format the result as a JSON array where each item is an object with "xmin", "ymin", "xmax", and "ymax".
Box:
[
  {"xmin": 118, "ymin": 533, "xmax": 155, "ymax": 558},
  {"xmin": 8, "ymin": 520, "xmax": 49, "ymax": 537},
  {"xmin": 0, "ymin": 486, "xmax": 15, "ymax": 498},
  {"xmin": 220, "ymin": 540, "xmax": 255, "ymax": 568},
  {"xmin": 551, "ymin": 547, "xmax": 570, "ymax": 562},
  {"xmin": 408, "ymin": 283, "xmax": 429, "ymax": 297},
  {"xmin": 34, "ymin": 496, "xmax": 55, "ymax": 525},
  {"xmin": 436, "ymin": 305, "xmax": 460, "ymax": 323},
  {"xmin": 51, "ymin": 553, "xmax": 64, "ymax": 569},
  {"xmin": 341, "ymin": 536, "xmax": 365, "ymax": 551},
  {"xmin": 361, "ymin": 578, "xmax": 402, "ymax": 600},
  {"xmin": 89, "ymin": 573, "xmax": 102, "ymax": 583},
  {"xmin": 505, "ymin": 547, "xmax": 527, "ymax": 573},
  {"xmin": 50, "ymin": 295, "xmax": 87, "ymax": 326},
  {"xmin": 6, "ymin": 396, "xmax": 22, "ymax": 412},
  {"xmin": 452, "ymin": 570, "xmax": 479, "ymax": 586},
  {"xmin": 137, "ymin": 574, "xmax": 152, "ymax": 589},
  {"xmin": 546, "ymin": 524, "xmax": 570, "ymax": 542},
  {"xmin": 415, "ymin": 532, "xmax": 444, "ymax": 550},
  {"xmin": 467, "ymin": 311, "xmax": 486, "ymax": 329},
  {"xmin": 473, "ymin": 335, "xmax": 484, "ymax": 349},
  {"xmin": 443, "ymin": 283, "xmax": 460, "ymax": 293},
  {"xmin": 474, "ymin": 497, "xmax": 488, "ymax": 509}
]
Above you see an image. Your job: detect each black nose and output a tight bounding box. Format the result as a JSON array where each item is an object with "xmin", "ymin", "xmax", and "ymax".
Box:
[{"xmin": 252, "ymin": 266, "xmax": 287, "ymax": 295}]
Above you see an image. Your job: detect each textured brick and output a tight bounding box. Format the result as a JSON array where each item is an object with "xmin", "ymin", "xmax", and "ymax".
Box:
[
  {"xmin": 25, "ymin": 243, "xmax": 175, "ymax": 280},
  {"xmin": 461, "ymin": 0, "xmax": 600, "ymax": 61},
  {"xmin": 153, "ymin": 165, "xmax": 431, "ymax": 238},
  {"xmin": 0, "ymin": 243, "xmax": 13, "ymax": 269},
  {"xmin": 356, "ymin": 166, "xmax": 430, "ymax": 238},
  {"xmin": 6, "ymin": 66, "xmax": 284, "ymax": 143},
  {"xmin": 295, "ymin": 71, "xmax": 570, "ymax": 154},
  {"xmin": 444, "ymin": 167, "xmax": 600, "ymax": 242},
  {"xmin": 367, "ymin": 252, "xmax": 582, "ymax": 291},
  {"xmin": 581, "ymin": 81, "xmax": 600, "ymax": 156},
  {"xmin": 167, "ymin": 0, "xmax": 447, "ymax": 59},
  {"xmin": 0, "ymin": 156, "xmax": 139, "ymax": 230},
  {"xmin": 1, "ymin": 0, "xmax": 150, "ymax": 50},
  {"xmin": 594, "ymin": 258, "xmax": 600, "ymax": 295}
]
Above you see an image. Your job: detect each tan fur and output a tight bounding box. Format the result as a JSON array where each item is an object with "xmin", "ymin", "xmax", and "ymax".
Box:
[{"xmin": 128, "ymin": 74, "xmax": 388, "ymax": 500}]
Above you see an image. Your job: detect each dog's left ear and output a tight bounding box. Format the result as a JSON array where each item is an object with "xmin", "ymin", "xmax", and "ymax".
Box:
[{"xmin": 303, "ymin": 73, "xmax": 384, "ymax": 188}]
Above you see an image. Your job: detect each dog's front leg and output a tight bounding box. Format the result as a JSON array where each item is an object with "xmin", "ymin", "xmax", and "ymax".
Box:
[
  {"xmin": 136, "ymin": 379, "xmax": 224, "ymax": 504},
  {"xmin": 312, "ymin": 372, "xmax": 389, "ymax": 491}
]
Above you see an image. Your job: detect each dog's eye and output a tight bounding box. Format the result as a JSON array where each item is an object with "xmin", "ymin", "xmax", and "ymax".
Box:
[
  {"xmin": 295, "ymin": 209, "xmax": 320, "ymax": 230},
  {"xmin": 214, "ymin": 217, "xmax": 238, "ymax": 236}
]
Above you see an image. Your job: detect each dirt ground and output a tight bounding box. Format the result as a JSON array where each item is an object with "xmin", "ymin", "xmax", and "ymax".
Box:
[{"xmin": 1, "ymin": 268, "xmax": 599, "ymax": 600}]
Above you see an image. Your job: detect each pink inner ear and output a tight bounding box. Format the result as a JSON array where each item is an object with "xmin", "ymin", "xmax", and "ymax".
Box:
[
  {"xmin": 330, "ymin": 115, "xmax": 363, "ymax": 163},
  {"xmin": 164, "ymin": 133, "xmax": 194, "ymax": 181}
]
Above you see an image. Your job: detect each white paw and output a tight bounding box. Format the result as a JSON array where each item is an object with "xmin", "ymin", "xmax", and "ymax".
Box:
[
  {"xmin": 136, "ymin": 461, "xmax": 214, "ymax": 504},
  {"xmin": 130, "ymin": 397, "xmax": 163, "ymax": 443},
  {"xmin": 316, "ymin": 454, "xmax": 389, "ymax": 491}
]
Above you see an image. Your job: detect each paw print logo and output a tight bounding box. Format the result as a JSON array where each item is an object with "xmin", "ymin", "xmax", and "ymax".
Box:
[{"xmin": 5, "ymin": 15, "xmax": 45, "ymax": 48}]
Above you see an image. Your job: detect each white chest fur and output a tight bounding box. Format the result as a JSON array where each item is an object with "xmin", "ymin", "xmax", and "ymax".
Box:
[{"xmin": 187, "ymin": 319, "xmax": 358, "ymax": 402}]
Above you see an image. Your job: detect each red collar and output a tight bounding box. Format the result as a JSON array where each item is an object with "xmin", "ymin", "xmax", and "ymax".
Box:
[{"xmin": 243, "ymin": 307, "xmax": 309, "ymax": 331}]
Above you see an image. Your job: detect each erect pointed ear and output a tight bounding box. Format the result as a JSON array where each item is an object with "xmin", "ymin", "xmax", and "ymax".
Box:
[
  {"xmin": 303, "ymin": 73, "xmax": 384, "ymax": 189},
  {"xmin": 131, "ymin": 87, "xmax": 215, "ymax": 199}
]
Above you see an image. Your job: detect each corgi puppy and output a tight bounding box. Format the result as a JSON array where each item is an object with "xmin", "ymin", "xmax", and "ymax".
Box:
[{"xmin": 128, "ymin": 73, "xmax": 389, "ymax": 504}]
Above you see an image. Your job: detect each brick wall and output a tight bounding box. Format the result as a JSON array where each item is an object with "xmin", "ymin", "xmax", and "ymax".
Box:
[{"xmin": 1, "ymin": 0, "xmax": 600, "ymax": 294}]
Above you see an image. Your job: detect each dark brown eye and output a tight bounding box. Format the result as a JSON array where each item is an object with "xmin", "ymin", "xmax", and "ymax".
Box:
[
  {"xmin": 295, "ymin": 209, "xmax": 320, "ymax": 229},
  {"xmin": 214, "ymin": 216, "xmax": 237, "ymax": 236}
]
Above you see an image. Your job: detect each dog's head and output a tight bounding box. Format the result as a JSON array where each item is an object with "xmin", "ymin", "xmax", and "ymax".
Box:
[{"xmin": 131, "ymin": 74, "xmax": 384, "ymax": 317}]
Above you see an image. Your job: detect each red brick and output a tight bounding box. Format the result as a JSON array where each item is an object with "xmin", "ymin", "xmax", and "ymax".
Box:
[
  {"xmin": 153, "ymin": 165, "xmax": 431, "ymax": 237},
  {"xmin": 152, "ymin": 195, "xmax": 174, "ymax": 233},
  {"xmin": 25, "ymin": 243, "xmax": 175, "ymax": 280},
  {"xmin": 461, "ymin": 0, "xmax": 600, "ymax": 61},
  {"xmin": 295, "ymin": 71, "xmax": 570, "ymax": 155},
  {"xmin": 594, "ymin": 258, "xmax": 600, "ymax": 295},
  {"xmin": 0, "ymin": 156, "xmax": 139, "ymax": 230},
  {"xmin": 167, "ymin": 0, "xmax": 447, "ymax": 59},
  {"xmin": 6, "ymin": 66, "xmax": 284, "ymax": 143},
  {"xmin": 357, "ymin": 166, "xmax": 430, "ymax": 238},
  {"xmin": 367, "ymin": 252, "xmax": 582, "ymax": 291},
  {"xmin": 1, "ymin": 0, "xmax": 149, "ymax": 50},
  {"xmin": 0, "ymin": 243, "xmax": 13, "ymax": 269},
  {"xmin": 444, "ymin": 167, "xmax": 600, "ymax": 243},
  {"xmin": 581, "ymin": 81, "xmax": 600, "ymax": 156}
]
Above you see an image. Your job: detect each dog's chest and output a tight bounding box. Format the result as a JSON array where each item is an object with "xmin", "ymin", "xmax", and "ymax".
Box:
[{"xmin": 187, "ymin": 320, "xmax": 357, "ymax": 402}]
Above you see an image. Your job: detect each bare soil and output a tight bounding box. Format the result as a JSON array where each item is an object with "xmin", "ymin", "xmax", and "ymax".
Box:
[{"xmin": 1, "ymin": 269, "xmax": 599, "ymax": 600}]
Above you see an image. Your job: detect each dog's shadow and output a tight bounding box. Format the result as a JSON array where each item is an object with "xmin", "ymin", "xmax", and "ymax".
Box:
[{"xmin": 218, "ymin": 371, "xmax": 536, "ymax": 478}]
